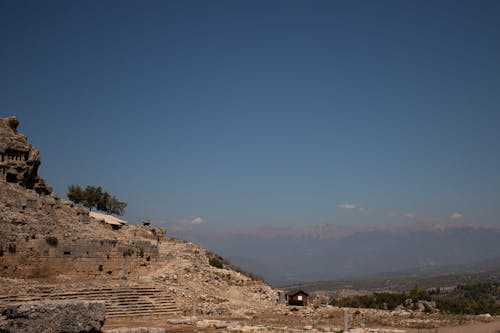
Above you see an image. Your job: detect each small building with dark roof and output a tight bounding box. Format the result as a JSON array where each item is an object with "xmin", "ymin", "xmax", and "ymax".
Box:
[{"xmin": 285, "ymin": 290, "xmax": 309, "ymax": 306}]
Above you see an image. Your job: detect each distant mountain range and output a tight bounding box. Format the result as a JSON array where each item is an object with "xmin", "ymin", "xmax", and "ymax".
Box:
[{"xmin": 166, "ymin": 222, "xmax": 500, "ymax": 286}]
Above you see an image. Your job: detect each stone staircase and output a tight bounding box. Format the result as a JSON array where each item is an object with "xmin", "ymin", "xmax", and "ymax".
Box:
[{"xmin": 0, "ymin": 286, "xmax": 181, "ymax": 318}]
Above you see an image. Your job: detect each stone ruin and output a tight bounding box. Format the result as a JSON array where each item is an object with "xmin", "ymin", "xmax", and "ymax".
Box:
[
  {"xmin": 0, "ymin": 116, "xmax": 52, "ymax": 195},
  {"xmin": 0, "ymin": 116, "xmax": 168, "ymax": 280},
  {"xmin": 0, "ymin": 116, "xmax": 281, "ymax": 332}
]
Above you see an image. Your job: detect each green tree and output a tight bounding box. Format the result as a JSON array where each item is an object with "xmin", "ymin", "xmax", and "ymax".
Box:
[
  {"xmin": 97, "ymin": 192, "xmax": 127, "ymax": 215},
  {"xmin": 67, "ymin": 184, "xmax": 85, "ymax": 204},
  {"xmin": 66, "ymin": 184, "xmax": 127, "ymax": 215},
  {"xmin": 82, "ymin": 185, "xmax": 103, "ymax": 210}
]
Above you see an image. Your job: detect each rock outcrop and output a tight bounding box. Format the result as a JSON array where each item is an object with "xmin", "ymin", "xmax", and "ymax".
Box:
[
  {"xmin": 0, "ymin": 116, "xmax": 51, "ymax": 195},
  {"xmin": 394, "ymin": 299, "xmax": 439, "ymax": 313},
  {"xmin": 0, "ymin": 300, "xmax": 105, "ymax": 333}
]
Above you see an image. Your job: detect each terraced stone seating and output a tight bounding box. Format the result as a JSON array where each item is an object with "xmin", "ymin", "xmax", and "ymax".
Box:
[{"xmin": 0, "ymin": 286, "xmax": 181, "ymax": 318}]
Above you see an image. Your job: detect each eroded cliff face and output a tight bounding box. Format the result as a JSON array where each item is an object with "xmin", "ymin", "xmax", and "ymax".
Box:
[{"xmin": 0, "ymin": 117, "xmax": 51, "ymax": 195}]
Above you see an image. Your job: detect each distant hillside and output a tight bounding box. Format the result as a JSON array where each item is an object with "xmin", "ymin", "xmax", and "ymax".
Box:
[
  {"xmin": 284, "ymin": 257, "xmax": 500, "ymax": 293},
  {"xmin": 169, "ymin": 224, "xmax": 500, "ymax": 286}
]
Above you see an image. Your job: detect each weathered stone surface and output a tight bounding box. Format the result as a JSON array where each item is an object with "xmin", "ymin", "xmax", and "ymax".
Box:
[
  {"xmin": 0, "ymin": 116, "xmax": 51, "ymax": 195},
  {"xmin": 0, "ymin": 300, "xmax": 105, "ymax": 333},
  {"xmin": 104, "ymin": 328, "xmax": 166, "ymax": 333}
]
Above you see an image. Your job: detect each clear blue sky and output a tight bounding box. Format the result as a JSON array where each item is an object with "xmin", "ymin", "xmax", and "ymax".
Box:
[{"xmin": 1, "ymin": 1, "xmax": 499, "ymax": 228}]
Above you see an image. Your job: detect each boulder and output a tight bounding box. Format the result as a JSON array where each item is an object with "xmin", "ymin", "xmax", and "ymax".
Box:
[{"xmin": 0, "ymin": 300, "xmax": 106, "ymax": 333}]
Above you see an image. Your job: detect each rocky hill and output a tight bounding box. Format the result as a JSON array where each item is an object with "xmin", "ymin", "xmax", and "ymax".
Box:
[{"xmin": 0, "ymin": 116, "xmax": 276, "ymax": 331}]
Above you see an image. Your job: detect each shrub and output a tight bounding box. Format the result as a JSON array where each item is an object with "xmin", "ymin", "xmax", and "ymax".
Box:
[
  {"xmin": 8, "ymin": 244, "xmax": 16, "ymax": 253},
  {"xmin": 122, "ymin": 248, "xmax": 133, "ymax": 257},
  {"xmin": 206, "ymin": 251, "xmax": 225, "ymax": 269},
  {"xmin": 409, "ymin": 286, "xmax": 430, "ymax": 301},
  {"xmin": 8, "ymin": 118, "xmax": 19, "ymax": 131},
  {"xmin": 209, "ymin": 256, "xmax": 224, "ymax": 269}
]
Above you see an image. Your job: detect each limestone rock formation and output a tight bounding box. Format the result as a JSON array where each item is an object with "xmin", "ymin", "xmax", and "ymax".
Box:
[
  {"xmin": 0, "ymin": 300, "xmax": 105, "ymax": 333},
  {"xmin": 0, "ymin": 116, "xmax": 51, "ymax": 195},
  {"xmin": 394, "ymin": 299, "xmax": 438, "ymax": 313}
]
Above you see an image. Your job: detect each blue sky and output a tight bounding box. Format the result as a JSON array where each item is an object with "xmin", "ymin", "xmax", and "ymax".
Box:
[{"xmin": 1, "ymin": 1, "xmax": 499, "ymax": 228}]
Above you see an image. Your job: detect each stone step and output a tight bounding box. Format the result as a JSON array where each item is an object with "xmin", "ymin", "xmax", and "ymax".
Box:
[
  {"xmin": 0, "ymin": 286, "xmax": 181, "ymax": 319},
  {"xmin": 0, "ymin": 288, "xmax": 168, "ymax": 298},
  {"xmin": 0, "ymin": 294, "xmax": 173, "ymax": 302},
  {"xmin": 110, "ymin": 301, "xmax": 175, "ymax": 305},
  {"xmin": 0, "ymin": 295, "xmax": 175, "ymax": 304},
  {"xmin": 109, "ymin": 302, "xmax": 154, "ymax": 307},
  {"xmin": 52, "ymin": 290, "xmax": 163, "ymax": 296},
  {"xmin": 106, "ymin": 311, "xmax": 181, "ymax": 318},
  {"xmin": 106, "ymin": 306, "xmax": 179, "ymax": 313},
  {"xmin": 107, "ymin": 311, "xmax": 180, "ymax": 317},
  {"xmin": 107, "ymin": 307, "xmax": 180, "ymax": 313},
  {"xmin": 107, "ymin": 302, "xmax": 178, "ymax": 308}
]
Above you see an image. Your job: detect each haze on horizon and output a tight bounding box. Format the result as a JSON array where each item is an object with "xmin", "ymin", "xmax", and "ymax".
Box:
[{"xmin": 1, "ymin": 1, "xmax": 500, "ymax": 231}]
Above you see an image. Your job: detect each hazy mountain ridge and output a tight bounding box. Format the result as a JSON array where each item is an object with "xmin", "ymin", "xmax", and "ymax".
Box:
[{"xmin": 168, "ymin": 223, "xmax": 500, "ymax": 286}]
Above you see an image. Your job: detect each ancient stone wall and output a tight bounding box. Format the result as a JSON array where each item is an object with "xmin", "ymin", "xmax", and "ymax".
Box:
[{"xmin": 0, "ymin": 236, "xmax": 162, "ymax": 278}]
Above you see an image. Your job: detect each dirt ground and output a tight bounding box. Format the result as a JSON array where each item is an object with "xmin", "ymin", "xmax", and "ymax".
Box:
[{"xmin": 102, "ymin": 306, "xmax": 500, "ymax": 332}]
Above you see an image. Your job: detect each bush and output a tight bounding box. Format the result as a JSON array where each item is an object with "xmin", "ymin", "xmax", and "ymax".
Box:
[
  {"xmin": 206, "ymin": 251, "xmax": 225, "ymax": 269},
  {"xmin": 331, "ymin": 292, "xmax": 408, "ymax": 310},
  {"xmin": 409, "ymin": 286, "xmax": 430, "ymax": 301},
  {"xmin": 330, "ymin": 282, "xmax": 500, "ymax": 315},
  {"xmin": 209, "ymin": 256, "xmax": 224, "ymax": 269},
  {"xmin": 122, "ymin": 248, "xmax": 133, "ymax": 257},
  {"xmin": 8, "ymin": 117, "xmax": 19, "ymax": 131}
]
